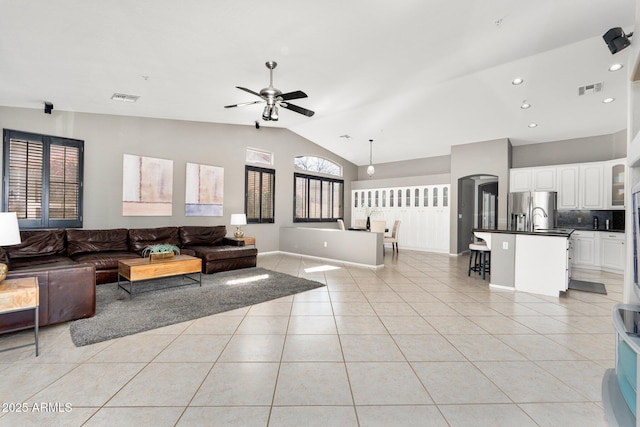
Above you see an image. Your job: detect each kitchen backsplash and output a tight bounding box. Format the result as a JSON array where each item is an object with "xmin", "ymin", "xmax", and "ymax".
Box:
[{"xmin": 557, "ymin": 210, "xmax": 625, "ymax": 231}]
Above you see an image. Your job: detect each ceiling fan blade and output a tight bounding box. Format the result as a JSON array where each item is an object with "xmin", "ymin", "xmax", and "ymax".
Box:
[
  {"xmin": 224, "ymin": 100, "xmax": 264, "ymax": 108},
  {"xmin": 279, "ymin": 90, "xmax": 308, "ymax": 101},
  {"xmin": 236, "ymin": 86, "xmax": 263, "ymax": 98},
  {"xmin": 280, "ymin": 102, "xmax": 315, "ymax": 117}
]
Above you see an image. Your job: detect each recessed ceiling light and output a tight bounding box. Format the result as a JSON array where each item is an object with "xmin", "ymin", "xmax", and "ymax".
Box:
[
  {"xmin": 528, "ymin": 123, "xmax": 538, "ymax": 128},
  {"xmin": 603, "ymin": 97, "xmax": 616, "ymax": 103},
  {"xmin": 609, "ymin": 63, "xmax": 623, "ymax": 72},
  {"xmin": 520, "ymin": 102, "xmax": 531, "ymax": 109},
  {"xmin": 111, "ymin": 93, "xmax": 140, "ymax": 102},
  {"xmin": 512, "ymin": 78, "xmax": 524, "ymax": 85}
]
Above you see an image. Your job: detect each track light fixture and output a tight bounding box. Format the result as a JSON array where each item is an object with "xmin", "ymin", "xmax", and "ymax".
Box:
[{"xmin": 603, "ymin": 27, "xmax": 633, "ymax": 54}]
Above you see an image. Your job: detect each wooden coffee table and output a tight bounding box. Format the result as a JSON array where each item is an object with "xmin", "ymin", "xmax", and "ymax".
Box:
[{"xmin": 117, "ymin": 255, "xmax": 202, "ymax": 297}]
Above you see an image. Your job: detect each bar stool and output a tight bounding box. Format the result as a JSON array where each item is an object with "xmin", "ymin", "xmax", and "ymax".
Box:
[{"xmin": 468, "ymin": 242, "xmax": 490, "ymax": 280}]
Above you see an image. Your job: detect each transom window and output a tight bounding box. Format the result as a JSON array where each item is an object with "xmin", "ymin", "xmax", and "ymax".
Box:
[
  {"xmin": 246, "ymin": 147, "xmax": 273, "ymax": 166},
  {"xmin": 294, "ymin": 156, "xmax": 342, "ymax": 177}
]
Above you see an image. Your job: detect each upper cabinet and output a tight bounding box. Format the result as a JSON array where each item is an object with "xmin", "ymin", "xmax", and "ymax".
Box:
[
  {"xmin": 509, "ymin": 167, "xmax": 556, "ymax": 192},
  {"xmin": 557, "ymin": 166, "xmax": 579, "ymax": 209},
  {"xmin": 510, "ymin": 158, "xmax": 625, "ymax": 210},
  {"xmin": 510, "ymin": 169, "xmax": 532, "ymax": 192},
  {"xmin": 604, "ymin": 160, "xmax": 625, "ymax": 210},
  {"xmin": 579, "ymin": 163, "xmax": 604, "ymax": 209},
  {"xmin": 532, "ymin": 167, "xmax": 556, "ymax": 191}
]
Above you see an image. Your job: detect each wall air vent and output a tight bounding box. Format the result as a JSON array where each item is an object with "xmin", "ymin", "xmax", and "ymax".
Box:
[
  {"xmin": 111, "ymin": 93, "xmax": 140, "ymax": 102},
  {"xmin": 578, "ymin": 82, "xmax": 603, "ymax": 96}
]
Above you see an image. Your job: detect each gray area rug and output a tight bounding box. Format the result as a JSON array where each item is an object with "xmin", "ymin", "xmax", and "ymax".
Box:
[
  {"xmin": 70, "ymin": 267, "xmax": 324, "ymax": 347},
  {"xmin": 568, "ymin": 279, "xmax": 607, "ymax": 295}
]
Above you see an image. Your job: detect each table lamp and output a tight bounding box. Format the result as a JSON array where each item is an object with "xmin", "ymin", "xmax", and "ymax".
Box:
[
  {"xmin": 0, "ymin": 212, "xmax": 21, "ymax": 282},
  {"xmin": 230, "ymin": 213, "xmax": 247, "ymax": 238}
]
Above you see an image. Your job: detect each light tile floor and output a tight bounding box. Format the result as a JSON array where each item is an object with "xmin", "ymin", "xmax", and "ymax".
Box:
[{"xmin": 0, "ymin": 250, "xmax": 624, "ymax": 426}]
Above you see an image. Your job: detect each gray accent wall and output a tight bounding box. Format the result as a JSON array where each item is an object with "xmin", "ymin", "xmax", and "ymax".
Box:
[
  {"xmin": 512, "ymin": 130, "xmax": 627, "ymax": 168},
  {"xmin": 450, "ymin": 138, "xmax": 511, "ymax": 255},
  {"xmin": 357, "ymin": 155, "xmax": 450, "ymax": 181},
  {"xmin": 0, "ymin": 106, "xmax": 358, "ymax": 253}
]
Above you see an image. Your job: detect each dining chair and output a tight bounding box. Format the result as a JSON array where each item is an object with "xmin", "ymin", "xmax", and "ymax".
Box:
[
  {"xmin": 384, "ymin": 220, "xmax": 401, "ymax": 253},
  {"xmin": 370, "ymin": 220, "xmax": 387, "ymax": 254},
  {"xmin": 354, "ymin": 219, "xmax": 367, "ymax": 229},
  {"xmin": 337, "ymin": 219, "xmax": 345, "ymax": 230}
]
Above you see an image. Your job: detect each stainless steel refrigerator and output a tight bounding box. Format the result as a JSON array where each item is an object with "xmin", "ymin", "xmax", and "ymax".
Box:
[{"xmin": 508, "ymin": 191, "xmax": 557, "ymax": 231}]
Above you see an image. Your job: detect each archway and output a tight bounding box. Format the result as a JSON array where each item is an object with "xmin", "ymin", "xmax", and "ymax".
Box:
[{"xmin": 457, "ymin": 174, "xmax": 498, "ymax": 252}]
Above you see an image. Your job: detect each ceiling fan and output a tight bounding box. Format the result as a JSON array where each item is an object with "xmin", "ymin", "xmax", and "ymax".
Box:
[{"xmin": 224, "ymin": 61, "xmax": 315, "ymax": 121}]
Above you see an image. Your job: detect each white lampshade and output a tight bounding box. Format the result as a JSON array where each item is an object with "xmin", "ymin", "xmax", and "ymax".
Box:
[
  {"xmin": 230, "ymin": 213, "xmax": 247, "ymax": 226},
  {"xmin": 0, "ymin": 212, "xmax": 21, "ymax": 246}
]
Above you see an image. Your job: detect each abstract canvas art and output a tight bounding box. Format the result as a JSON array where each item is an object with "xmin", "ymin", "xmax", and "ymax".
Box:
[
  {"xmin": 122, "ymin": 154, "xmax": 173, "ymax": 216},
  {"xmin": 185, "ymin": 162, "xmax": 224, "ymax": 216}
]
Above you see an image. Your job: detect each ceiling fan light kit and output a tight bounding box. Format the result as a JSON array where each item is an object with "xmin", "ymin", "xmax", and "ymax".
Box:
[{"xmin": 225, "ymin": 61, "xmax": 315, "ymax": 121}]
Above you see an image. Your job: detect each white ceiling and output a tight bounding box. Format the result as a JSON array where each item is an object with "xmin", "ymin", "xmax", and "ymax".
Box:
[{"xmin": 0, "ymin": 0, "xmax": 635, "ymax": 166}]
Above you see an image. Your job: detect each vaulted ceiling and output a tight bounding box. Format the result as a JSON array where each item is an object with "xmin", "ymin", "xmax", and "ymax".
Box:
[{"xmin": 0, "ymin": 0, "xmax": 634, "ymax": 166}]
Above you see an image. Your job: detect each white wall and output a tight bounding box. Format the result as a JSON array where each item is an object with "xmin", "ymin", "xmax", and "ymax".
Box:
[{"xmin": 0, "ymin": 106, "xmax": 358, "ymax": 253}]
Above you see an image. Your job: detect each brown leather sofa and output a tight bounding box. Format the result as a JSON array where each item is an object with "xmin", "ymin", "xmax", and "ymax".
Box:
[
  {"xmin": 3, "ymin": 225, "xmax": 257, "ymax": 285},
  {"xmin": 0, "ymin": 225, "xmax": 257, "ymax": 332}
]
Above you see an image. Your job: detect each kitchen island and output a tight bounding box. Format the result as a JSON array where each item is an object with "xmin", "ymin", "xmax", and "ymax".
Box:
[{"xmin": 472, "ymin": 228, "xmax": 574, "ymax": 297}]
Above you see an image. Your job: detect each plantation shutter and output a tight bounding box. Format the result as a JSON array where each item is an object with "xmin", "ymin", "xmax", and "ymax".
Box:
[
  {"xmin": 3, "ymin": 129, "xmax": 83, "ymax": 228},
  {"xmin": 245, "ymin": 165, "xmax": 275, "ymax": 223}
]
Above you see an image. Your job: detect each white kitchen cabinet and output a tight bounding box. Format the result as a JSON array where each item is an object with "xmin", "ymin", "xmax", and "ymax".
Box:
[
  {"xmin": 557, "ymin": 166, "xmax": 580, "ymax": 209},
  {"xmin": 579, "ymin": 163, "xmax": 605, "ymax": 209},
  {"xmin": 604, "ymin": 159, "xmax": 625, "ymax": 209},
  {"xmin": 351, "ymin": 184, "xmax": 449, "ymax": 253},
  {"xmin": 533, "ymin": 167, "xmax": 556, "ymax": 191},
  {"xmin": 510, "ymin": 169, "xmax": 532, "ymax": 192},
  {"xmin": 571, "ymin": 231, "xmax": 598, "ymax": 268},
  {"xmin": 600, "ymin": 233, "xmax": 626, "ymax": 273},
  {"xmin": 511, "ymin": 159, "xmax": 626, "ymax": 211}
]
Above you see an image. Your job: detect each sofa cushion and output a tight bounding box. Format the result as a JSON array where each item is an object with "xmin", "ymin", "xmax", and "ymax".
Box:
[
  {"xmin": 5, "ymin": 229, "xmax": 66, "ymax": 259},
  {"xmin": 9, "ymin": 254, "xmax": 79, "ymax": 271},
  {"xmin": 129, "ymin": 227, "xmax": 181, "ymax": 255},
  {"xmin": 190, "ymin": 245, "xmax": 257, "ymax": 262},
  {"xmin": 71, "ymin": 251, "xmax": 141, "ymax": 270},
  {"xmin": 66, "ymin": 228, "xmax": 130, "ymax": 256},
  {"xmin": 179, "ymin": 226, "xmax": 226, "ymax": 247}
]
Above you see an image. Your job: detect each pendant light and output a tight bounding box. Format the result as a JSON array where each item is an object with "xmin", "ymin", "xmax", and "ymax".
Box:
[{"xmin": 367, "ymin": 139, "xmax": 375, "ymax": 178}]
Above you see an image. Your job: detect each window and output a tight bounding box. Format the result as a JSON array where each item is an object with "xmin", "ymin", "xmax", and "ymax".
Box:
[
  {"xmin": 294, "ymin": 172, "xmax": 343, "ymax": 222},
  {"xmin": 294, "ymin": 156, "xmax": 341, "ymax": 177},
  {"xmin": 3, "ymin": 129, "xmax": 83, "ymax": 229},
  {"xmin": 245, "ymin": 165, "xmax": 275, "ymax": 223},
  {"xmin": 246, "ymin": 147, "xmax": 273, "ymax": 166}
]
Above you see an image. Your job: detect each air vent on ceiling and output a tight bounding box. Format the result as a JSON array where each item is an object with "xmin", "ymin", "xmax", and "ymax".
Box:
[
  {"xmin": 578, "ymin": 82, "xmax": 603, "ymax": 96},
  {"xmin": 111, "ymin": 93, "xmax": 140, "ymax": 102}
]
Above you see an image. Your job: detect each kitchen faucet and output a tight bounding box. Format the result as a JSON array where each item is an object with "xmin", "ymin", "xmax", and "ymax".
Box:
[{"xmin": 531, "ymin": 206, "xmax": 548, "ymax": 230}]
